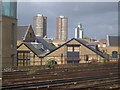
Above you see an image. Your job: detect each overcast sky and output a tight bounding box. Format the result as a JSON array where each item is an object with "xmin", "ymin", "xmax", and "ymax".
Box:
[{"xmin": 17, "ymin": 2, "xmax": 118, "ymax": 39}]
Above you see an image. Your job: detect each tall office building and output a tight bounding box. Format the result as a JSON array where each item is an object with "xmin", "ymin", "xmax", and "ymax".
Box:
[
  {"xmin": 34, "ymin": 14, "xmax": 47, "ymax": 38},
  {"xmin": 75, "ymin": 24, "xmax": 83, "ymax": 39},
  {"xmin": 56, "ymin": 16, "xmax": 68, "ymax": 41},
  {"xmin": 2, "ymin": 1, "xmax": 17, "ymax": 69}
]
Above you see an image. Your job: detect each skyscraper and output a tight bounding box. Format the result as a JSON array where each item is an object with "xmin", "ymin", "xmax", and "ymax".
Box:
[
  {"xmin": 75, "ymin": 24, "xmax": 83, "ymax": 39},
  {"xmin": 56, "ymin": 16, "xmax": 68, "ymax": 41},
  {"xmin": 34, "ymin": 14, "xmax": 47, "ymax": 38},
  {"xmin": 2, "ymin": 0, "xmax": 17, "ymax": 69}
]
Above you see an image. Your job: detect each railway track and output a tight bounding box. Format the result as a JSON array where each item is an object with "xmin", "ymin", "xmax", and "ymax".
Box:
[
  {"xmin": 3, "ymin": 67, "xmax": 118, "ymax": 79},
  {"xmin": 53, "ymin": 77, "xmax": 119, "ymax": 90},
  {"xmin": 3, "ymin": 64, "xmax": 118, "ymax": 78},
  {"xmin": 3, "ymin": 67, "xmax": 118, "ymax": 85},
  {"xmin": 3, "ymin": 62, "xmax": 118, "ymax": 76},
  {"xmin": 2, "ymin": 72, "xmax": 119, "ymax": 90},
  {"xmin": 2, "ymin": 62, "xmax": 119, "ymax": 90}
]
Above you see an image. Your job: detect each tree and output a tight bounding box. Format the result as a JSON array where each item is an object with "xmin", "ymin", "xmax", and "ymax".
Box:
[{"xmin": 46, "ymin": 59, "xmax": 57, "ymax": 69}]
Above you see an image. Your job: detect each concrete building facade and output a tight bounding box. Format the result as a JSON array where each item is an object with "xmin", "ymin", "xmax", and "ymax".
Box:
[
  {"xmin": 56, "ymin": 16, "xmax": 68, "ymax": 41},
  {"xmin": 34, "ymin": 14, "xmax": 47, "ymax": 38},
  {"xmin": 2, "ymin": 1, "xmax": 17, "ymax": 69}
]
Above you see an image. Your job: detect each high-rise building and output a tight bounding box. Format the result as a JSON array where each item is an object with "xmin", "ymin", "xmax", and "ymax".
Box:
[
  {"xmin": 34, "ymin": 14, "xmax": 47, "ymax": 38},
  {"xmin": 56, "ymin": 16, "xmax": 68, "ymax": 41},
  {"xmin": 75, "ymin": 24, "xmax": 83, "ymax": 39},
  {"xmin": 1, "ymin": 1, "xmax": 17, "ymax": 69}
]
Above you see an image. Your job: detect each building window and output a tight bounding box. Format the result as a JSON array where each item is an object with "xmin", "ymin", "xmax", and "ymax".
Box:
[
  {"xmin": 112, "ymin": 51, "xmax": 118, "ymax": 58},
  {"xmin": 30, "ymin": 33, "xmax": 32, "ymax": 38},
  {"xmin": 67, "ymin": 60, "xmax": 73, "ymax": 64},
  {"xmin": 67, "ymin": 46, "xmax": 73, "ymax": 52},
  {"xmin": 17, "ymin": 51, "xmax": 30, "ymax": 66},
  {"xmin": 67, "ymin": 45, "xmax": 80, "ymax": 64},
  {"xmin": 47, "ymin": 59, "xmax": 57, "ymax": 65},
  {"xmin": 74, "ymin": 47, "xmax": 79, "ymax": 52},
  {"xmin": 2, "ymin": 2, "xmax": 17, "ymax": 18}
]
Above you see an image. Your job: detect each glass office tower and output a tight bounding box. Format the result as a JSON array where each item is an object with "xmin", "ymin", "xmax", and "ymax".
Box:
[{"xmin": 2, "ymin": 1, "xmax": 17, "ymax": 18}]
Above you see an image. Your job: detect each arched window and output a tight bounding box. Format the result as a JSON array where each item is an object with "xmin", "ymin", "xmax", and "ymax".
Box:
[
  {"xmin": 51, "ymin": 60, "xmax": 57, "ymax": 64},
  {"xmin": 47, "ymin": 59, "xmax": 57, "ymax": 65},
  {"xmin": 112, "ymin": 51, "xmax": 118, "ymax": 58}
]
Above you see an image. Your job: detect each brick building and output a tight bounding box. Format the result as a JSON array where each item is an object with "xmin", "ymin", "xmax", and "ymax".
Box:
[
  {"xmin": 17, "ymin": 25, "xmax": 36, "ymax": 46},
  {"xmin": 17, "ymin": 38, "xmax": 107, "ymax": 66},
  {"xmin": 106, "ymin": 35, "xmax": 120, "ymax": 60}
]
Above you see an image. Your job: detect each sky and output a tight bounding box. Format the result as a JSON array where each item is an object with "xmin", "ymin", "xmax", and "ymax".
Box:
[{"xmin": 17, "ymin": 2, "xmax": 118, "ymax": 39}]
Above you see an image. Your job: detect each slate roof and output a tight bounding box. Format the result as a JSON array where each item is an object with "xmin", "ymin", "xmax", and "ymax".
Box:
[
  {"xmin": 75, "ymin": 38, "xmax": 89, "ymax": 44},
  {"xmin": 17, "ymin": 42, "xmax": 48, "ymax": 57},
  {"xmin": 36, "ymin": 36, "xmax": 56, "ymax": 51},
  {"xmin": 43, "ymin": 38, "xmax": 107, "ymax": 58},
  {"xmin": 75, "ymin": 39, "xmax": 106, "ymax": 58},
  {"xmin": 17, "ymin": 26, "xmax": 28, "ymax": 41},
  {"xmin": 17, "ymin": 38, "xmax": 108, "ymax": 59},
  {"xmin": 108, "ymin": 36, "xmax": 120, "ymax": 46}
]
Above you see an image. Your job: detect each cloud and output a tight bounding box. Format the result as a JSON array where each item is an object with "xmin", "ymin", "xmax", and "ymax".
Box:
[{"xmin": 17, "ymin": 2, "xmax": 118, "ymax": 39}]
